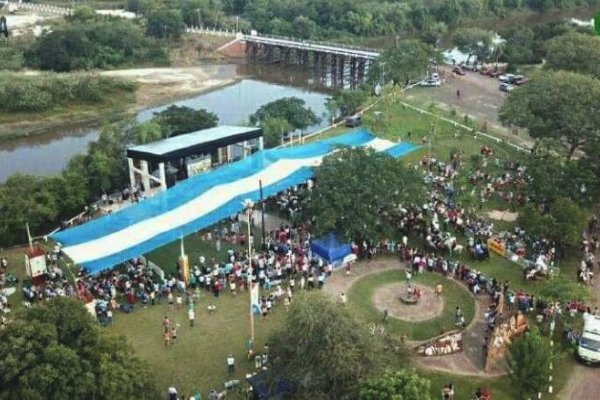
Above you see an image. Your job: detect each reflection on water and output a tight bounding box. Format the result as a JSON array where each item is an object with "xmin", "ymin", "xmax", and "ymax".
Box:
[{"xmin": 0, "ymin": 65, "xmax": 331, "ymax": 183}]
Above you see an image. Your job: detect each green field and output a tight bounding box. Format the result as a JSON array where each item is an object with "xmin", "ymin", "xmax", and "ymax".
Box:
[{"xmin": 348, "ymin": 270, "xmax": 476, "ymax": 340}]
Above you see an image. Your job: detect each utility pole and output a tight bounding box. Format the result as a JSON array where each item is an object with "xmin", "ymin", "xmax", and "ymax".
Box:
[{"xmin": 244, "ymin": 199, "xmax": 255, "ymax": 344}]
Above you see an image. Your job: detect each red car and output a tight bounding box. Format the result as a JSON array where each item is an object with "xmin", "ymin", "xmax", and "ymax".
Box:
[
  {"xmin": 452, "ymin": 66, "xmax": 466, "ymax": 75},
  {"xmin": 487, "ymin": 70, "xmax": 501, "ymax": 78}
]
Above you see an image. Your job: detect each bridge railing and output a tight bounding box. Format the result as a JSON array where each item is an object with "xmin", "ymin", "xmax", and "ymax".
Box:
[
  {"xmin": 245, "ymin": 32, "xmax": 381, "ymax": 54},
  {"xmin": 186, "ymin": 26, "xmax": 381, "ymax": 54}
]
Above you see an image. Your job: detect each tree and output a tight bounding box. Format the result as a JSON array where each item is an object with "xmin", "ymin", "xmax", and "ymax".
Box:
[
  {"xmin": 290, "ymin": 16, "xmax": 318, "ymax": 39},
  {"xmin": 499, "ymin": 70, "xmax": 600, "ymax": 159},
  {"xmin": 328, "ymin": 89, "xmax": 369, "ymax": 117},
  {"xmin": 359, "ymin": 369, "xmax": 431, "ymax": 400},
  {"xmin": 507, "ymin": 329, "xmax": 553, "ymax": 400},
  {"xmin": 301, "ymin": 147, "xmax": 425, "ymax": 241},
  {"xmin": 151, "ymin": 105, "xmax": 219, "ymax": 137},
  {"xmin": 453, "ymin": 28, "xmax": 493, "ymax": 65},
  {"xmin": 250, "ymin": 97, "xmax": 319, "ymax": 132},
  {"xmin": 0, "ymin": 298, "xmax": 158, "ymax": 400},
  {"xmin": 260, "ymin": 117, "xmax": 293, "ymax": 148},
  {"xmin": 268, "ymin": 292, "xmax": 407, "ymax": 399},
  {"xmin": 145, "ymin": 9, "xmax": 186, "ymax": 39},
  {"xmin": 368, "ymin": 40, "xmax": 441, "ymax": 86},
  {"xmin": 545, "ymin": 32, "xmax": 600, "ymax": 79},
  {"xmin": 66, "ymin": 5, "xmax": 96, "ymax": 23},
  {"xmin": 134, "ymin": 121, "xmax": 163, "ymax": 144},
  {"xmin": 517, "ymin": 197, "xmax": 586, "ymax": 253}
]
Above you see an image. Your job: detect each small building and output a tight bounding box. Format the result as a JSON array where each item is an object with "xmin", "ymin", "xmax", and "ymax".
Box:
[{"xmin": 126, "ymin": 125, "xmax": 263, "ymax": 192}]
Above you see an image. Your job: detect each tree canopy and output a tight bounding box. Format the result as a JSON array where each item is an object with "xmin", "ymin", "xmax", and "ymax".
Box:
[
  {"xmin": 545, "ymin": 32, "xmax": 600, "ymax": 79},
  {"xmin": 499, "ymin": 70, "xmax": 600, "ymax": 159},
  {"xmin": 268, "ymin": 291, "xmax": 407, "ymax": 399},
  {"xmin": 453, "ymin": 27, "xmax": 494, "ymax": 65},
  {"xmin": 327, "ymin": 88, "xmax": 369, "ymax": 118},
  {"xmin": 151, "ymin": 105, "xmax": 219, "ymax": 137},
  {"xmin": 507, "ymin": 329, "xmax": 553, "ymax": 400},
  {"xmin": 250, "ymin": 97, "xmax": 319, "ymax": 131},
  {"xmin": 259, "ymin": 117, "xmax": 293, "ymax": 148},
  {"xmin": 301, "ymin": 147, "xmax": 425, "ymax": 241},
  {"xmin": 517, "ymin": 197, "xmax": 586, "ymax": 252},
  {"xmin": 359, "ymin": 369, "xmax": 432, "ymax": 400},
  {"xmin": 0, "ymin": 298, "xmax": 158, "ymax": 400},
  {"xmin": 145, "ymin": 9, "xmax": 186, "ymax": 39},
  {"xmin": 368, "ymin": 40, "xmax": 440, "ymax": 86}
]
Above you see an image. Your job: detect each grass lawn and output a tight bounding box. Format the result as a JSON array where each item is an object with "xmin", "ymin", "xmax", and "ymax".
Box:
[
  {"xmin": 107, "ymin": 285, "xmax": 284, "ymax": 398},
  {"xmin": 422, "ymin": 369, "xmax": 514, "ymax": 400},
  {"xmin": 348, "ymin": 270, "xmax": 475, "ymax": 341}
]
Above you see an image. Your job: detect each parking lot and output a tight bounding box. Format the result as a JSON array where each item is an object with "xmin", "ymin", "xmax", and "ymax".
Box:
[{"xmin": 406, "ymin": 65, "xmax": 509, "ymax": 124}]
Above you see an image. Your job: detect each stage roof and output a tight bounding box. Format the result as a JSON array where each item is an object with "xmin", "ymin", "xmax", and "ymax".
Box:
[
  {"xmin": 53, "ymin": 129, "xmax": 419, "ymax": 274},
  {"xmin": 126, "ymin": 125, "xmax": 262, "ymax": 163}
]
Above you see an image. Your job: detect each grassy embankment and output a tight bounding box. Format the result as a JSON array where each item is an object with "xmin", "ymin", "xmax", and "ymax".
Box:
[{"xmin": 0, "ymin": 73, "xmax": 136, "ymax": 140}]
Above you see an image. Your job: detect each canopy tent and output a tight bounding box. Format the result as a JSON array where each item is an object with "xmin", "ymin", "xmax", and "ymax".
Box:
[
  {"xmin": 52, "ymin": 129, "xmax": 419, "ymax": 274},
  {"xmin": 310, "ymin": 233, "xmax": 352, "ymax": 263}
]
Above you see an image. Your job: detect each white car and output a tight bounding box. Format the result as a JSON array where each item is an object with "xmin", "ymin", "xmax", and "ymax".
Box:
[
  {"xmin": 499, "ymin": 74, "xmax": 515, "ymax": 83},
  {"xmin": 421, "ymin": 78, "xmax": 441, "ymax": 87},
  {"xmin": 499, "ymin": 82, "xmax": 514, "ymax": 92}
]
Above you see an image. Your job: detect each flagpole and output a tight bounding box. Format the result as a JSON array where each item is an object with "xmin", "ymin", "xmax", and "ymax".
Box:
[
  {"xmin": 246, "ymin": 200, "xmax": 255, "ymax": 344},
  {"xmin": 26, "ymin": 222, "xmax": 33, "ymax": 251}
]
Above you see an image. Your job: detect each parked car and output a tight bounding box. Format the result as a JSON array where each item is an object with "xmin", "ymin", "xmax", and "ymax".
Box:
[
  {"xmin": 420, "ymin": 77, "xmax": 441, "ymax": 87},
  {"xmin": 452, "ymin": 66, "xmax": 466, "ymax": 76},
  {"xmin": 499, "ymin": 82, "xmax": 514, "ymax": 92},
  {"xmin": 498, "ymin": 74, "xmax": 514, "ymax": 83},
  {"xmin": 514, "ymin": 76, "xmax": 528, "ymax": 85},
  {"xmin": 460, "ymin": 62, "xmax": 481, "ymax": 72},
  {"xmin": 345, "ymin": 115, "xmax": 362, "ymax": 127}
]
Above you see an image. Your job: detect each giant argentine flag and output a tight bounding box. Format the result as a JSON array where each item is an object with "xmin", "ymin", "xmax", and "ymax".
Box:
[{"xmin": 52, "ymin": 130, "xmax": 418, "ymax": 274}]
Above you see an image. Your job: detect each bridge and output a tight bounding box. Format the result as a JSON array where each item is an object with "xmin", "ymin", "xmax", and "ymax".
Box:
[{"xmin": 189, "ymin": 27, "xmax": 381, "ymax": 88}]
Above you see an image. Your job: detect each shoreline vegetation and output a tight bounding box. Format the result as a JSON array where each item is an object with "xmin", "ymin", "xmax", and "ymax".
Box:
[{"xmin": 0, "ymin": 66, "xmax": 243, "ymax": 141}]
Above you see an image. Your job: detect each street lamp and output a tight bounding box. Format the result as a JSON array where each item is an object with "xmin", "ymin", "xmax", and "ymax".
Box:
[{"xmin": 242, "ymin": 198, "xmax": 255, "ymax": 343}]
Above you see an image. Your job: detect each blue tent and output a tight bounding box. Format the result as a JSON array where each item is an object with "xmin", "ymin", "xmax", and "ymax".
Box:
[
  {"xmin": 247, "ymin": 374, "xmax": 293, "ymax": 400},
  {"xmin": 310, "ymin": 233, "xmax": 352, "ymax": 263}
]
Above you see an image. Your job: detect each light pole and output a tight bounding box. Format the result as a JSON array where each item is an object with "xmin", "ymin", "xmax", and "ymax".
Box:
[
  {"xmin": 236, "ymin": 16, "xmax": 239, "ymax": 33},
  {"xmin": 243, "ymin": 198, "xmax": 255, "ymax": 344}
]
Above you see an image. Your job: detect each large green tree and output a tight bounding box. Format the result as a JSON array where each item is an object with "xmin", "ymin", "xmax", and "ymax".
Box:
[
  {"xmin": 368, "ymin": 40, "xmax": 441, "ymax": 86},
  {"xmin": 507, "ymin": 329, "xmax": 553, "ymax": 400},
  {"xmin": 259, "ymin": 117, "xmax": 293, "ymax": 148},
  {"xmin": 517, "ymin": 197, "xmax": 586, "ymax": 252},
  {"xmin": 499, "ymin": 71, "xmax": 600, "ymax": 159},
  {"xmin": 359, "ymin": 369, "xmax": 431, "ymax": 400},
  {"xmin": 268, "ymin": 292, "xmax": 407, "ymax": 399},
  {"xmin": 0, "ymin": 298, "xmax": 158, "ymax": 400},
  {"xmin": 453, "ymin": 27, "xmax": 494, "ymax": 65},
  {"xmin": 151, "ymin": 105, "xmax": 219, "ymax": 137},
  {"xmin": 545, "ymin": 32, "xmax": 600, "ymax": 79},
  {"xmin": 301, "ymin": 147, "xmax": 425, "ymax": 241},
  {"xmin": 327, "ymin": 88, "xmax": 369, "ymax": 118},
  {"xmin": 250, "ymin": 97, "xmax": 319, "ymax": 132},
  {"xmin": 145, "ymin": 9, "xmax": 186, "ymax": 39}
]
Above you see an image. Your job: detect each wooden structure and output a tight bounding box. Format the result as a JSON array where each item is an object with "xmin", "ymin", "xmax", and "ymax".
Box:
[{"xmin": 484, "ymin": 311, "xmax": 528, "ymax": 372}]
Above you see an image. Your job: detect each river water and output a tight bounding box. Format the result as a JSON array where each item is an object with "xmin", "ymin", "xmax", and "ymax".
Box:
[{"xmin": 0, "ymin": 64, "xmax": 331, "ymax": 183}]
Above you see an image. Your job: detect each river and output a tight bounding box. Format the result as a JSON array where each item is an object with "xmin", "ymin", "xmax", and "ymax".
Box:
[{"xmin": 0, "ymin": 64, "xmax": 331, "ymax": 183}]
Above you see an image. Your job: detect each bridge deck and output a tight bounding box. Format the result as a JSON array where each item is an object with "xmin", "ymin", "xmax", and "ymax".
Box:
[{"xmin": 243, "ymin": 35, "xmax": 380, "ymax": 60}]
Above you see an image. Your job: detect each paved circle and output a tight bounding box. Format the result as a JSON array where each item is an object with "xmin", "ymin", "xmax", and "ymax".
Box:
[{"xmin": 372, "ymin": 282, "xmax": 444, "ymax": 322}]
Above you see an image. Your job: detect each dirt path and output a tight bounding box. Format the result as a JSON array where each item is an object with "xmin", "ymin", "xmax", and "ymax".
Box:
[{"xmin": 323, "ymin": 257, "xmax": 506, "ymax": 377}]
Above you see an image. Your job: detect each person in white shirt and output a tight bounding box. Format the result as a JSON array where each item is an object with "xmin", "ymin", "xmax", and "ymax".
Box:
[{"xmin": 227, "ymin": 354, "xmax": 235, "ymax": 373}]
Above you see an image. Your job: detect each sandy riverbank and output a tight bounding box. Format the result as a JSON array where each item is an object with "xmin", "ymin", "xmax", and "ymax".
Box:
[{"xmin": 0, "ymin": 64, "xmax": 244, "ymax": 141}]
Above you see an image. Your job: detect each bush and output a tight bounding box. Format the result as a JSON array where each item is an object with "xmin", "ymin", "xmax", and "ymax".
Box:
[
  {"xmin": 26, "ymin": 19, "xmax": 168, "ymax": 71},
  {"xmin": 0, "ymin": 74, "xmax": 135, "ymax": 113},
  {"xmin": 0, "ymin": 47, "xmax": 25, "ymax": 71}
]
